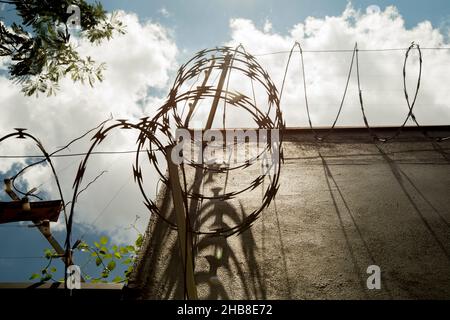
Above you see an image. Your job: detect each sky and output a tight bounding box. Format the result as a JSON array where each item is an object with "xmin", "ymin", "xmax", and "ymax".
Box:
[{"xmin": 0, "ymin": 0, "xmax": 450, "ymax": 281}]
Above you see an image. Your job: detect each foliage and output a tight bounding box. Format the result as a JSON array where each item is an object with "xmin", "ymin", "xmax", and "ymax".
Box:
[
  {"xmin": 0, "ymin": 0, "xmax": 125, "ymax": 96},
  {"xmin": 29, "ymin": 248, "xmax": 58, "ymax": 282},
  {"xmin": 30, "ymin": 233, "xmax": 143, "ymax": 284}
]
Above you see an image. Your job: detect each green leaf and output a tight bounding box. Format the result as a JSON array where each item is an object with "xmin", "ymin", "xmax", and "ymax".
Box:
[
  {"xmin": 135, "ymin": 234, "xmax": 143, "ymax": 247},
  {"xmin": 44, "ymin": 249, "xmax": 53, "ymax": 259},
  {"xmin": 119, "ymin": 247, "xmax": 128, "ymax": 255},
  {"xmin": 77, "ymin": 242, "xmax": 90, "ymax": 252},
  {"xmin": 107, "ymin": 260, "xmax": 116, "ymax": 271},
  {"xmin": 124, "ymin": 265, "xmax": 133, "ymax": 278},
  {"xmin": 95, "ymin": 257, "xmax": 102, "ymax": 266},
  {"xmin": 100, "ymin": 236, "xmax": 108, "ymax": 245},
  {"xmin": 112, "ymin": 276, "xmax": 123, "ymax": 283},
  {"xmin": 29, "ymin": 273, "xmax": 40, "ymax": 280},
  {"xmin": 114, "ymin": 252, "xmax": 122, "ymax": 259},
  {"xmin": 50, "ymin": 267, "xmax": 57, "ymax": 273},
  {"xmin": 94, "ymin": 242, "xmax": 100, "ymax": 248},
  {"xmin": 123, "ymin": 258, "xmax": 132, "ymax": 265}
]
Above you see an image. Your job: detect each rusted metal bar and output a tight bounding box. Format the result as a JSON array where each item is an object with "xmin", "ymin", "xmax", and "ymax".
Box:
[
  {"xmin": 205, "ymin": 54, "xmax": 232, "ymax": 130},
  {"xmin": 184, "ymin": 57, "xmax": 216, "ymax": 127},
  {"xmin": 166, "ymin": 146, "xmax": 198, "ymax": 300}
]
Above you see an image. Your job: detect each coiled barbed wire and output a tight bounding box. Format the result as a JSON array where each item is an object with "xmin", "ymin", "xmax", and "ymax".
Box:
[
  {"xmin": 280, "ymin": 41, "xmax": 449, "ymax": 142},
  {"xmin": 61, "ymin": 46, "xmax": 284, "ymax": 259},
  {"xmin": 357, "ymin": 42, "xmax": 422, "ymax": 142},
  {"xmin": 140, "ymin": 46, "xmax": 284, "ymax": 236},
  {"xmin": 280, "ymin": 42, "xmax": 356, "ymax": 141},
  {"xmin": 0, "ymin": 129, "xmax": 69, "ymax": 226},
  {"xmin": 357, "ymin": 42, "xmax": 449, "ymax": 142}
]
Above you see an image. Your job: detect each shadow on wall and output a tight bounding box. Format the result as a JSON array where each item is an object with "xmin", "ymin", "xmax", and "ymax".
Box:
[
  {"xmin": 375, "ymin": 144, "xmax": 450, "ymax": 262},
  {"xmin": 129, "ymin": 170, "xmax": 266, "ymax": 299}
]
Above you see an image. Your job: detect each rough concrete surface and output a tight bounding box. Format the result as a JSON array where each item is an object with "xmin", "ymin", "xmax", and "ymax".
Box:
[{"xmin": 129, "ymin": 127, "xmax": 450, "ymax": 299}]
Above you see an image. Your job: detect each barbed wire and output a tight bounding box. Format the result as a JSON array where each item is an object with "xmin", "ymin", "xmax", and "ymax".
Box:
[
  {"xmin": 1, "ymin": 42, "xmax": 450, "ymax": 291},
  {"xmin": 279, "ymin": 42, "xmax": 356, "ymax": 140},
  {"xmin": 279, "ymin": 41, "xmax": 449, "ymax": 142},
  {"xmin": 0, "ymin": 149, "xmax": 156, "ymax": 159},
  {"xmin": 253, "ymin": 46, "xmax": 450, "ymax": 56},
  {"xmin": 0, "ymin": 130, "xmax": 69, "ymax": 225}
]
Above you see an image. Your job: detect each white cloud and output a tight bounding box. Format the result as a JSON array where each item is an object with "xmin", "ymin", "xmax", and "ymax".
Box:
[
  {"xmin": 225, "ymin": 4, "xmax": 450, "ymax": 127},
  {"xmin": 263, "ymin": 19, "xmax": 272, "ymax": 33},
  {"xmin": 0, "ymin": 11, "xmax": 177, "ymax": 244},
  {"xmin": 158, "ymin": 7, "xmax": 171, "ymax": 18}
]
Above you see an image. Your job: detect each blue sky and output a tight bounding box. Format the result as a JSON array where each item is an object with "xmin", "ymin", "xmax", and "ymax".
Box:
[
  {"xmin": 2, "ymin": 1, "xmax": 450, "ymax": 53},
  {"xmin": 99, "ymin": 1, "xmax": 450, "ymax": 47},
  {"xmin": 1, "ymin": 0, "xmax": 450, "ymax": 282}
]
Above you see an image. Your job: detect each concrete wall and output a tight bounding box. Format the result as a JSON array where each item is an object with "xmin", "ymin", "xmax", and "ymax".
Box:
[{"xmin": 129, "ymin": 127, "xmax": 450, "ymax": 299}]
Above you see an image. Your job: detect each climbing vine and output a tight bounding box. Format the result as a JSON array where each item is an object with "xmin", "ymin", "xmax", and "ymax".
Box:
[{"xmin": 30, "ymin": 233, "xmax": 143, "ymax": 284}]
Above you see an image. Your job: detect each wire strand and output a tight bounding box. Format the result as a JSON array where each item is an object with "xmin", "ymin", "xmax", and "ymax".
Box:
[{"xmin": 253, "ymin": 46, "xmax": 450, "ymax": 56}]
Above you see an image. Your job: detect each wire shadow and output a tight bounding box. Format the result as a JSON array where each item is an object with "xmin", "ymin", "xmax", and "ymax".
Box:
[
  {"xmin": 194, "ymin": 190, "xmax": 266, "ymax": 299},
  {"xmin": 320, "ymin": 154, "xmax": 369, "ymax": 297},
  {"xmin": 376, "ymin": 144, "xmax": 450, "ymax": 263},
  {"xmin": 396, "ymin": 166, "xmax": 450, "ymax": 229},
  {"xmin": 271, "ymin": 198, "xmax": 293, "ymax": 298},
  {"xmin": 319, "ymin": 154, "xmax": 393, "ymax": 298},
  {"xmin": 131, "ymin": 181, "xmax": 266, "ymax": 299}
]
